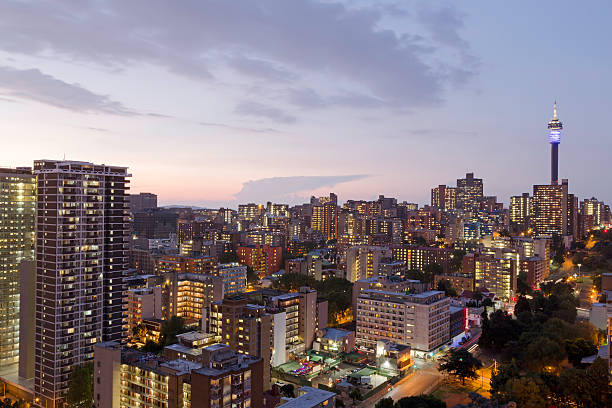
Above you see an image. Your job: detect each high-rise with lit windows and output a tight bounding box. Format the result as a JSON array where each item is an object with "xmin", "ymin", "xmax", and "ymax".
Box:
[
  {"xmin": 33, "ymin": 160, "xmax": 130, "ymax": 408},
  {"xmin": 456, "ymin": 173, "xmax": 483, "ymax": 212},
  {"xmin": 0, "ymin": 167, "xmax": 35, "ymax": 368}
]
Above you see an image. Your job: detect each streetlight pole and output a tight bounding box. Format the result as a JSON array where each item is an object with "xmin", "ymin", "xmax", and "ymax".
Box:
[{"xmin": 577, "ymin": 263, "xmax": 582, "ymax": 282}]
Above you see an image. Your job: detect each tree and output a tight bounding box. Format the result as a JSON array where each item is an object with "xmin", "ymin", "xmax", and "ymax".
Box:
[
  {"xmin": 160, "ymin": 316, "xmax": 189, "ymax": 346},
  {"xmin": 490, "ymin": 360, "xmax": 520, "ymax": 400},
  {"xmin": 524, "ymin": 336, "xmax": 565, "ymax": 372},
  {"xmin": 513, "ymin": 296, "xmax": 531, "ymax": 317},
  {"xmin": 438, "ymin": 349, "xmax": 482, "ymax": 385},
  {"xmin": 335, "ymin": 399, "xmax": 345, "ymax": 408},
  {"xmin": 500, "ymin": 377, "xmax": 548, "ymax": 408},
  {"xmin": 375, "ymin": 397, "xmax": 395, "ymax": 408},
  {"xmin": 246, "ymin": 266, "xmax": 258, "ymax": 284},
  {"xmin": 280, "ymin": 384, "xmax": 295, "ymax": 398},
  {"xmin": 132, "ymin": 323, "xmax": 148, "ymax": 342},
  {"xmin": 219, "ymin": 250, "xmax": 239, "ymax": 263},
  {"xmin": 422, "ymin": 263, "xmax": 443, "ymax": 283},
  {"xmin": 584, "ymin": 358, "xmax": 611, "ymax": 407},
  {"xmin": 564, "ymin": 338, "xmax": 597, "ymax": 367},
  {"xmin": 436, "ymin": 279, "xmax": 457, "ymax": 297},
  {"xmin": 516, "ymin": 273, "xmax": 531, "ymax": 295},
  {"xmin": 348, "ymin": 388, "xmax": 362, "ymax": 403},
  {"xmin": 450, "ymin": 249, "xmax": 466, "ymax": 273},
  {"xmin": 481, "ymin": 298, "xmax": 494, "ymax": 308},
  {"xmin": 395, "ymin": 395, "xmax": 446, "ymax": 408},
  {"xmin": 66, "ymin": 362, "xmax": 93, "ymax": 408}
]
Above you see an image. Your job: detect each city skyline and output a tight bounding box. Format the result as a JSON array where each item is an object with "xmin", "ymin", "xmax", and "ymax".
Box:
[{"xmin": 1, "ymin": 1, "xmax": 612, "ymax": 207}]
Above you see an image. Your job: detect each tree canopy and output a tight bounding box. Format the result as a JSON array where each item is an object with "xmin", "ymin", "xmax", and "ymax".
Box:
[
  {"xmin": 438, "ymin": 349, "xmax": 482, "ymax": 385},
  {"xmin": 66, "ymin": 362, "xmax": 93, "ymax": 408}
]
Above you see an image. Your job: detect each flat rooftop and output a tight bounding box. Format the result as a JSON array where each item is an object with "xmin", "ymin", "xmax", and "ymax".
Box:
[{"xmin": 277, "ymin": 386, "xmax": 335, "ymax": 407}]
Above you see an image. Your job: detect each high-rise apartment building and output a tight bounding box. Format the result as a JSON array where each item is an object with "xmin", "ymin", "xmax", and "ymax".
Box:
[
  {"xmin": 456, "ymin": 173, "xmax": 483, "ymax": 212},
  {"xmin": 532, "ymin": 180, "xmax": 569, "ymax": 236},
  {"xmin": 236, "ymin": 245, "xmax": 282, "ymax": 276},
  {"xmin": 431, "ymin": 185, "xmax": 457, "ymax": 210},
  {"xmin": 164, "ymin": 273, "xmax": 223, "ymax": 324},
  {"xmin": 209, "ymin": 296, "xmax": 272, "ymax": 389},
  {"xmin": 33, "ymin": 160, "xmax": 130, "ymax": 407},
  {"xmin": 238, "ymin": 203, "xmax": 265, "ymax": 221},
  {"xmin": 0, "ymin": 167, "xmax": 35, "ymax": 368},
  {"xmin": 311, "ymin": 193, "xmax": 338, "ymax": 240},
  {"xmin": 346, "ymin": 245, "xmax": 392, "ymax": 282},
  {"xmin": 463, "ymin": 253, "xmax": 516, "ymax": 301},
  {"xmin": 510, "ymin": 193, "xmax": 531, "ymax": 228}
]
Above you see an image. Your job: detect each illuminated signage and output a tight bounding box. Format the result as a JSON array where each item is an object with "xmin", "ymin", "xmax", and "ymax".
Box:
[{"xmin": 549, "ymin": 130, "xmax": 561, "ymax": 144}]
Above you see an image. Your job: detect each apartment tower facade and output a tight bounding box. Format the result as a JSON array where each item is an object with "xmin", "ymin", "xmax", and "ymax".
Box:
[
  {"xmin": 33, "ymin": 160, "xmax": 130, "ymax": 407},
  {"xmin": 0, "ymin": 167, "xmax": 35, "ymax": 368}
]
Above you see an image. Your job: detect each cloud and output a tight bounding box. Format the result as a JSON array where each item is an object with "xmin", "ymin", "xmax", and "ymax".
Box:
[
  {"xmin": 0, "ymin": 65, "xmax": 134, "ymax": 115},
  {"xmin": 418, "ymin": 5, "xmax": 479, "ymax": 81},
  {"xmin": 233, "ymin": 175, "xmax": 371, "ymax": 204},
  {"xmin": 227, "ymin": 55, "xmax": 298, "ymax": 82},
  {"xmin": 235, "ymin": 101, "xmax": 296, "ymax": 124},
  {"xmin": 199, "ymin": 121, "xmax": 279, "ymax": 133},
  {"xmin": 0, "ymin": 0, "xmax": 476, "ymax": 115},
  {"xmin": 286, "ymin": 87, "xmax": 383, "ymax": 110}
]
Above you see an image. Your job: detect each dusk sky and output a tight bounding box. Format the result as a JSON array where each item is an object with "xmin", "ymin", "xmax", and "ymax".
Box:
[{"xmin": 1, "ymin": 1, "xmax": 610, "ymax": 207}]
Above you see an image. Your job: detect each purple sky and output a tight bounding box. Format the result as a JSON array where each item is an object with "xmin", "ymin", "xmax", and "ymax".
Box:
[{"xmin": 1, "ymin": 1, "xmax": 610, "ymax": 207}]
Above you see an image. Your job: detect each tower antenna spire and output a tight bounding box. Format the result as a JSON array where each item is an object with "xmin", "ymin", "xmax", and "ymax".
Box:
[{"xmin": 553, "ymin": 100, "xmax": 557, "ymax": 119}]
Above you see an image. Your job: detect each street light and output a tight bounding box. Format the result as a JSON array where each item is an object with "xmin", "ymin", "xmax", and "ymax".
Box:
[{"xmin": 577, "ymin": 263, "xmax": 582, "ymax": 282}]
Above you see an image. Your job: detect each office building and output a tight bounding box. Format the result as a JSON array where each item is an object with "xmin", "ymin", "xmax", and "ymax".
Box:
[
  {"xmin": 356, "ymin": 290, "xmax": 449, "ymax": 352},
  {"xmin": 0, "ymin": 167, "xmax": 35, "ymax": 368},
  {"xmin": 132, "ymin": 209, "xmax": 178, "ymax": 239},
  {"xmin": 33, "ymin": 160, "xmax": 130, "ymax": 407},
  {"xmin": 431, "ymin": 185, "xmax": 457, "ymax": 210},
  {"xmin": 128, "ymin": 192, "xmax": 157, "ymax": 212}
]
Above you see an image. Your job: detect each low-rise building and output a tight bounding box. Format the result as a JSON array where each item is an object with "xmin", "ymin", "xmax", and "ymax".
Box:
[
  {"xmin": 126, "ymin": 287, "xmax": 163, "ymax": 339},
  {"xmin": 375, "ymin": 340, "xmax": 412, "ymax": 376},
  {"xmin": 312, "ymin": 328, "xmax": 355, "ymax": 356},
  {"xmin": 93, "ymin": 342, "xmax": 264, "ymax": 408},
  {"xmin": 276, "ymin": 386, "xmax": 335, "ymax": 408}
]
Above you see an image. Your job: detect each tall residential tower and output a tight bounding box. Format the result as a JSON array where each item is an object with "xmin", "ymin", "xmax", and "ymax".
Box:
[
  {"xmin": 0, "ymin": 168, "xmax": 35, "ymax": 368},
  {"xmin": 548, "ymin": 102, "xmax": 563, "ymax": 185},
  {"xmin": 33, "ymin": 160, "xmax": 130, "ymax": 408}
]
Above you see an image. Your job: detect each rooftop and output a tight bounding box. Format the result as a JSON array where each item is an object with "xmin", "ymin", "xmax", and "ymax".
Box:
[{"xmin": 277, "ymin": 386, "xmax": 335, "ymax": 408}]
